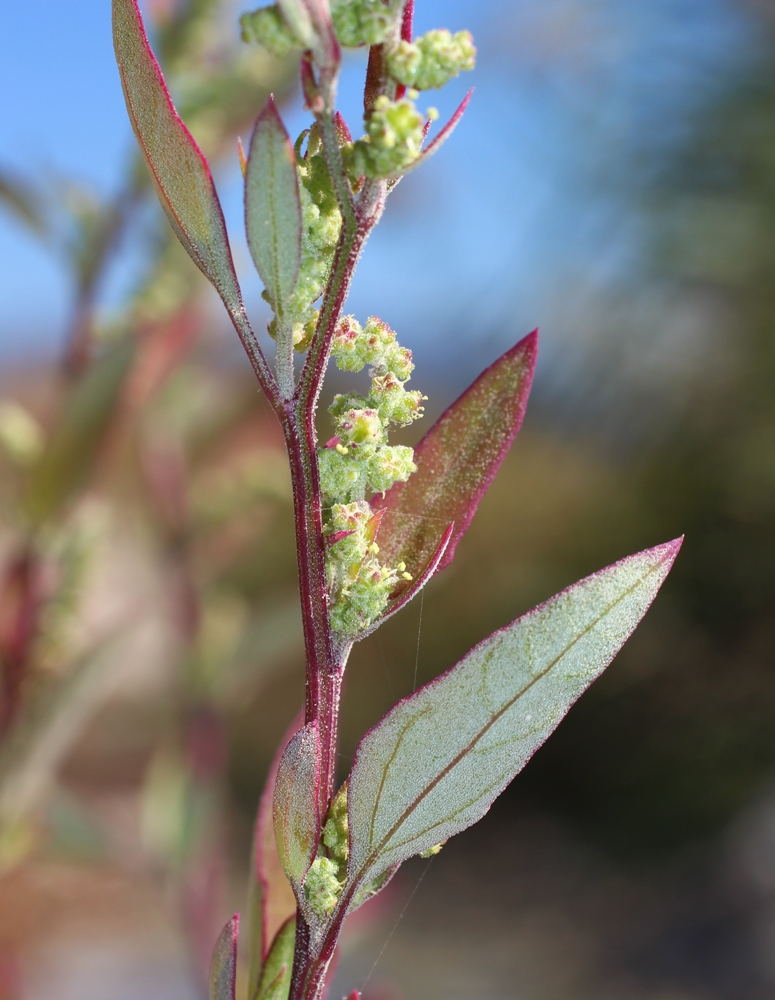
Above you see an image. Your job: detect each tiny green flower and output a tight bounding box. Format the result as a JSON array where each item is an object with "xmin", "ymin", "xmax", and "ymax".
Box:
[
  {"xmin": 346, "ymin": 96, "xmax": 426, "ymax": 179},
  {"xmin": 388, "ymin": 29, "xmax": 477, "ymax": 91},
  {"xmin": 331, "ymin": 0, "xmax": 397, "ymax": 48},
  {"xmin": 304, "ymin": 856, "xmax": 343, "ymax": 919}
]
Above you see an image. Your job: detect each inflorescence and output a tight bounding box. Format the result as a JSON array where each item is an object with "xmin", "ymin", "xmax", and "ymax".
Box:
[
  {"xmin": 238, "ymin": 2, "xmax": 476, "ymax": 636},
  {"xmin": 321, "ymin": 316, "xmax": 423, "ymax": 637}
]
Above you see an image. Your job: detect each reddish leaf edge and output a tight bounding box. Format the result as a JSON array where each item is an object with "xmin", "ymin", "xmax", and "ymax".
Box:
[
  {"xmin": 437, "ymin": 328, "xmax": 537, "ymax": 571},
  {"xmin": 358, "ymin": 523, "xmax": 454, "ymax": 640},
  {"xmin": 245, "ymin": 94, "xmax": 303, "ymax": 308},
  {"xmin": 345, "ymin": 537, "xmax": 683, "ymax": 889},
  {"xmin": 375, "ymin": 328, "xmax": 538, "ymax": 572},
  {"xmin": 113, "ymin": 0, "xmax": 243, "ymax": 311}
]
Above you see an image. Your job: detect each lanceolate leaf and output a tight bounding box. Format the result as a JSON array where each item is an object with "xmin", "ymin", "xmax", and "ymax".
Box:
[
  {"xmin": 210, "ymin": 914, "xmax": 239, "ymax": 1000},
  {"xmin": 375, "ymin": 330, "xmax": 537, "ymax": 578},
  {"xmin": 245, "ymin": 98, "xmax": 302, "ymax": 320},
  {"xmin": 254, "ymin": 916, "xmax": 296, "ymax": 1000},
  {"xmin": 346, "ymin": 539, "xmax": 682, "ymax": 887},
  {"xmin": 113, "ymin": 0, "xmax": 243, "ymax": 318},
  {"xmin": 273, "ymin": 722, "xmax": 322, "ymax": 887}
]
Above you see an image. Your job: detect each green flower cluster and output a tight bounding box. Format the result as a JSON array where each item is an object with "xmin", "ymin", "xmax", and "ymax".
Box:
[
  {"xmin": 325, "ymin": 500, "xmax": 411, "ymax": 635},
  {"xmin": 303, "ymin": 856, "xmax": 341, "ymax": 919},
  {"xmin": 320, "ymin": 316, "xmax": 422, "ymax": 635},
  {"xmin": 239, "ymin": 5, "xmax": 303, "ymax": 58},
  {"xmin": 388, "ymin": 29, "xmax": 476, "ymax": 90},
  {"xmin": 303, "ymin": 784, "xmax": 348, "ymax": 919},
  {"xmin": 319, "ymin": 315, "xmax": 424, "ymax": 503},
  {"xmin": 263, "ymin": 136, "xmax": 343, "ymax": 351},
  {"xmin": 345, "ymin": 95, "xmax": 433, "ymax": 179},
  {"xmin": 331, "ymin": 0, "xmax": 397, "ymax": 48},
  {"xmin": 286, "ymin": 148, "xmax": 342, "ymax": 349}
]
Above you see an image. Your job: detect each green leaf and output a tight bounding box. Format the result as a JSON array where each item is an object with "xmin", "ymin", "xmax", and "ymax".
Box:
[
  {"xmin": 245, "ymin": 97, "xmax": 302, "ymax": 320},
  {"xmin": 254, "ymin": 916, "xmax": 295, "ymax": 1000},
  {"xmin": 210, "ymin": 914, "xmax": 239, "ymax": 1000},
  {"xmin": 346, "ymin": 539, "xmax": 682, "ymax": 888},
  {"xmin": 273, "ymin": 722, "xmax": 321, "ymax": 887},
  {"xmin": 375, "ymin": 331, "xmax": 537, "ymax": 580},
  {"xmin": 24, "ymin": 342, "xmax": 135, "ymax": 526},
  {"xmin": 113, "ymin": 0, "xmax": 244, "ymax": 318}
]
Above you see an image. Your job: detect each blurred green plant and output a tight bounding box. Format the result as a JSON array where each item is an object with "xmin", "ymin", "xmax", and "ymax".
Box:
[{"xmin": 0, "ymin": 0, "xmax": 301, "ymax": 991}]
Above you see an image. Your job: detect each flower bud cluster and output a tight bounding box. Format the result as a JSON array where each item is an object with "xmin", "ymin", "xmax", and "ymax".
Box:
[
  {"xmin": 319, "ymin": 316, "xmax": 423, "ymax": 504},
  {"xmin": 325, "ymin": 501, "xmax": 406, "ymax": 635},
  {"xmin": 303, "ymin": 856, "xmax": 341, "ymax": 919},
  {"xmin": 289, "ymin": 149, "xmax": 342, "ymax": 348},
  {"xmin": 388, "ymin": 29, "xmax": 476, "ymax": 91},
  {"xmin": 303, "ymin": 785, "xmax": 348, "ymax": 919},
  {"xmin": 239, "ymin": 6, "xmax": 303, "ymax": 58},
  {"xmin": 264, "ymin": 141, "xmax": 342, "ymax": 350},
  {"xmin": 320, "ymin": 316, "xmax": 422, "ymax": 635},
  {"xmin": 331, "ymin": 0, "xmax": 397, "ymax": 48},
  {"xmin": 345, "ymin": 96, "xmax": 433, "ymax": 180}
]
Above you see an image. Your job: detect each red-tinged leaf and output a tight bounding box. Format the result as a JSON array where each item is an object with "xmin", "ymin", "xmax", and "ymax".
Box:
[
  {"xmin": 334, "ymin": 111, "xmax": 352, "ymax": 144},
  {"xmin": 210, "ymin": 914, "xmax": 239, "ymax": 1000},
  {"xmin": 327, "ymin": 530, "xmax": 356, "ymax": 548},
  {"xmin": 374, "ymin": 331, "xmax": 537, "ymax": 576},
  {"xmin": 245, "ymin": 98, "xmax": 302, "ymax": 321},
  {"xmin": 249, "ymin": 712, "xmax": 302, "ymax": 990},
  {"xmin": 364, "ymin": 508, "xmax": 385, "ymax": 544},
  {"xmin": 388, "ymin": 90, "xmax": 473, "ymax": 179},
  {"xmin": 359, "ymin": 524, "xmax": 454, "ymax": 639},
  {"xmin": 273, "ymin": 722, "xmax": 321, "ymax": 887},
  {"xmin": 113, "ymin": 0, "xmax": 243, "ymax": 318},
  {"xmin": 346, "ymin": 539, "xmax": 682, "ymax": 888}
]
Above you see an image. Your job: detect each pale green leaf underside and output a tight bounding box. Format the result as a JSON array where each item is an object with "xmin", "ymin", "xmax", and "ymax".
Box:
[
  {"xmin": 113, "ymin": 0, "xmax": 243, "ymax": 316},
  {"xmin": 273, "ymin": 722, "xmax": 320, "ymax": 885},
  {"xmin": 347, "ymin": 540, "xmax": 680, "ymax": 886},
  {"xmin": 246, "ymin": 101, "xmax": 302, "ymax": 318}
]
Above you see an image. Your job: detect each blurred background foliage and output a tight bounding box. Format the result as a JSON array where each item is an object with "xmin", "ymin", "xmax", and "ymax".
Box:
[{"xmin": 1, "ymin": 0, "xmax": 775, "ymax": 998}]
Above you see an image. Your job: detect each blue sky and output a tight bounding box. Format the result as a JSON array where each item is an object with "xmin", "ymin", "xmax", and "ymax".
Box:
[{"xmin": 0, "ymin": 0, "xmax": 751, "ymax": 382}]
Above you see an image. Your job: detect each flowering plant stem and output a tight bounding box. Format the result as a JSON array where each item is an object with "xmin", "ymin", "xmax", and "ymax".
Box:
[{"xmin": 113, "ymin": 3, "xmax": 681, "ymax": 999}]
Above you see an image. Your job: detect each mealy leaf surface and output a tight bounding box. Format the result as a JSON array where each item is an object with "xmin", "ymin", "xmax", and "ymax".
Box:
[
  {"xmin": 113, "ymin": 0, "xmax": 243, "ymax": 316},
  {"xmin": 375, "ymin": 331, "xmax": 537, "ymax": 578},
  {"xmin": 273, "ymin": 722, "xmax": 321, "ymax": 886},
  {"xmin": 254, "ymin": 916, "xmax": 295, "ymax": 1000},
  {"xmin": 347, "ymin": 539, "xmax": 681, "ymax": 886},
  {"xmin": 210, "ymin": 914, "xmax": 239, "ymax": 1000},
  {"xmin": 245, "ymin": 98, "xmax": 302, "ymax": 319}
]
